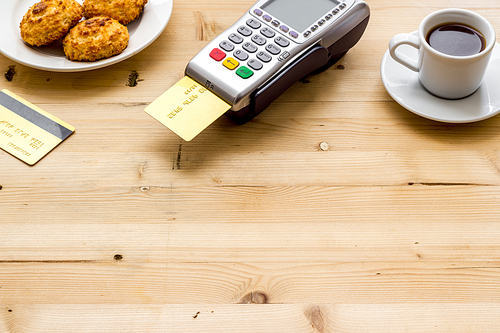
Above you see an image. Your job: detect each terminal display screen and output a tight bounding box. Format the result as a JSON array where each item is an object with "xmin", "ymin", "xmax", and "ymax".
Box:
[{"xmin": 261, "ymin": 0, "xmax": 340, "ymax": 32}]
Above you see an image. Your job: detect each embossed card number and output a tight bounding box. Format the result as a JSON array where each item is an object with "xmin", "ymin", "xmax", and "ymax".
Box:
[
  {"xmin": 145, "ymin": 76, "xmax": 231, "ymax": 141},
  {"xmin": 166, "ymin": 85, "xmax": 210, "ymax": 120}
]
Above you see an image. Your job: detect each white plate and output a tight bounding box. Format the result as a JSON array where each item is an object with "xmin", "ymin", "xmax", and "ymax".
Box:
[
  {"xmin": 0, "ymin": 0, "xmax": 173, "ymax": 72},
  {"xmin": 381, "ymin": 31, "xmax": 500, "ymax": 123}
]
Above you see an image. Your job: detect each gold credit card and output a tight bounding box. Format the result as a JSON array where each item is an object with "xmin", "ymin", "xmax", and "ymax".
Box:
[
  {"xmin": 145, "ymin": 76, "xmax": 231, "ymax": 141},
  {"xmin": 0, "ymin": 89, "xmax": 75, "ymax": 165}
]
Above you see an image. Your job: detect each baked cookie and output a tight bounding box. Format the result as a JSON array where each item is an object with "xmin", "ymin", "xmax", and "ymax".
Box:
[
  {"xmin": 83, "ymin": 0, "xmax": 148, "ymax": 25},
  {"xmin": 20, "ymin": 0, "xmax": 83, "ymax": 46},
  {"xmin": 63, "ymin": 17, "xmax": 129, "ymax": 62}
]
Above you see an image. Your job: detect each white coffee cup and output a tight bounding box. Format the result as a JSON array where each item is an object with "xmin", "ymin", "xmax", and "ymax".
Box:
[{"xmin": 389, "ymin": 8, "xmax": 496, "ymax": 99}]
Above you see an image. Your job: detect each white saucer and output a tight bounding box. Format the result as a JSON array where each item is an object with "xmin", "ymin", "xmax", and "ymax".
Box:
[
  {"xmin": 0, "ymin": 0, "xmax": 173, "ymax": 72},
  {"xmin": 381, "ymin": 31, "xmax": 500, "ymax": 123}
]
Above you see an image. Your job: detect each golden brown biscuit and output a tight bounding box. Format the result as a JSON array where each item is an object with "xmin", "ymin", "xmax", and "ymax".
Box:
[
  {"xmin": 63, "ymin": 16, "xmax": 129, "ymax": 62},
  {"xmin": 83, "ymin": 0, "xmax": 148, "ymax": 25},
  {"xmin": 20, "ymin": 0, "xmax": 83, "ymax": 46}
]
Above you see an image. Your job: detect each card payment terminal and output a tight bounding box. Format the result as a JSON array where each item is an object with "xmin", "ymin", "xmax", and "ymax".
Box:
[
  {"xmin": 186, "ymin": 0, "xmax": 370, "ymax": 123},
  {"xmin": 145, "ymin": 0, "xmax": 370, "ymax": 141}
]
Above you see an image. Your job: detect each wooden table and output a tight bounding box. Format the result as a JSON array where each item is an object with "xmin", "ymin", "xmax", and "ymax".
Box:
[{"xmin": 2, "ymin": 0, "xmax": 500, "ymax": 331}]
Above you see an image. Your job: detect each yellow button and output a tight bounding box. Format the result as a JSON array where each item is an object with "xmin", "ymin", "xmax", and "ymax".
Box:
[{"xmin": 223, "ymin": 57, "xmax": 239, "ymax": 70}]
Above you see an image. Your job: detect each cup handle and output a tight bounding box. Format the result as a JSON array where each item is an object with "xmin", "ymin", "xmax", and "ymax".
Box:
[{"xmin": 389, "ymin": 33, "xmax": 420, "ymax": 72}]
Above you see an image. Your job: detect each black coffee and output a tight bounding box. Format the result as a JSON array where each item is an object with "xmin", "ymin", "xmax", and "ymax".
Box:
[{"xmin": 426, "ymin": 23, "xmax": 486, "ymax": 56}]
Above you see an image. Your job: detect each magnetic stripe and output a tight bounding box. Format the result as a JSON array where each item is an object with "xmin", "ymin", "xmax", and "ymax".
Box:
[{"xmin": 0, "ymin": 91, "xmax": 73, "ymax": 140}]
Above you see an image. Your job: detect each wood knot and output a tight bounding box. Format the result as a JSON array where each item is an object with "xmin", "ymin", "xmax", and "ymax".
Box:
[
  {"xmin": 239, "ymin": 291, "xmax": 268, "ymax": 304},
  {"xmin": 113, "ymin": 254, "xmax": 123, "ymax": 261},
  {"xmin": 304, "ymin": 305, "xmax": 327, "ymax": 333},
  {"xmin": 138, "ymin": 162, "xmax": 147, "ymax": 178},
  {"xmin": 127, "ymin": 71, "xmax": 143, "ymax": 87},
  {"xmin": 5, "ymin": 66, "xmax": 16, "ymax": 82},
  {"xmin": 319, "ymin": 142, "xmax": 330, "ymax": 151}
]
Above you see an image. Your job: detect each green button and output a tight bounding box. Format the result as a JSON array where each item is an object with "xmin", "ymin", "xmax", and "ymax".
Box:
[{"xmin": 236, "ymin": 66, "xmax": 253, "ymax": 79}]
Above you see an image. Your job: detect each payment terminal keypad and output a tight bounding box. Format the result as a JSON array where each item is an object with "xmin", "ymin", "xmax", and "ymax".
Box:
[{"xmin": 209, "ymin": 18, "xmax": 293, "ymax": 80}]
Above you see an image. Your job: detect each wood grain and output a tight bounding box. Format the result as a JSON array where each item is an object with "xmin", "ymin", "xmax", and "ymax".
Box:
[
  {"xmin": 2, "ymin": 304, "xmax": 498, "ymax": 333},
  {"xmin": 1, "ymin": 0, "xmax": 500, "ymax": 331}
]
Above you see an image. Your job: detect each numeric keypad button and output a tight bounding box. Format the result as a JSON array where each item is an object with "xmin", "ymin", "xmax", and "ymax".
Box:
[
  {"xmin": 274, "ymin": 36, "xmax": 290, "ymax": 48},
  {"xmin": 260, "ymin": 27, "xmax": 275, "ymax": 38},
  {"xmin": 256, "ymin": 51, "xmax": 272, "ymax": 63},
  {"xmin": 243, "ymin": 42, "xmax": 258, "ymax": 53},
  {"xmin": 265, "ymin": 44, "xmax": 281, "ymax": 55},
  {"xmin": 246, "ymin": 18, "xmax": 261, "ymax": 29},
  {"xmin": 251, "ymin": 35, "xmax": 266, "ymax": 46},
  {"xmin": 237, "ymin": 26, "xmax": 252, "ymax": 37},
  {"xmin": 219, "ymin": 41, "xmax": 234, "ymax": 52},
  {"xmin": 248, "ymin": 59, "xmax": 263, "ymax": 71},
  {"xmin": 233, "ymin": 49, "xmax": 249, "ymax": 61},
  {"xmin": 228, "ymin": 33, "xmax": 243, "ymax": 44}
]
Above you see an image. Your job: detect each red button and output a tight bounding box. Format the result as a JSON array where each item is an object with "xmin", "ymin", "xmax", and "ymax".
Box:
[{"xmin": 210, "ymin": 48, "xmax": 226, "ymax": 61}]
